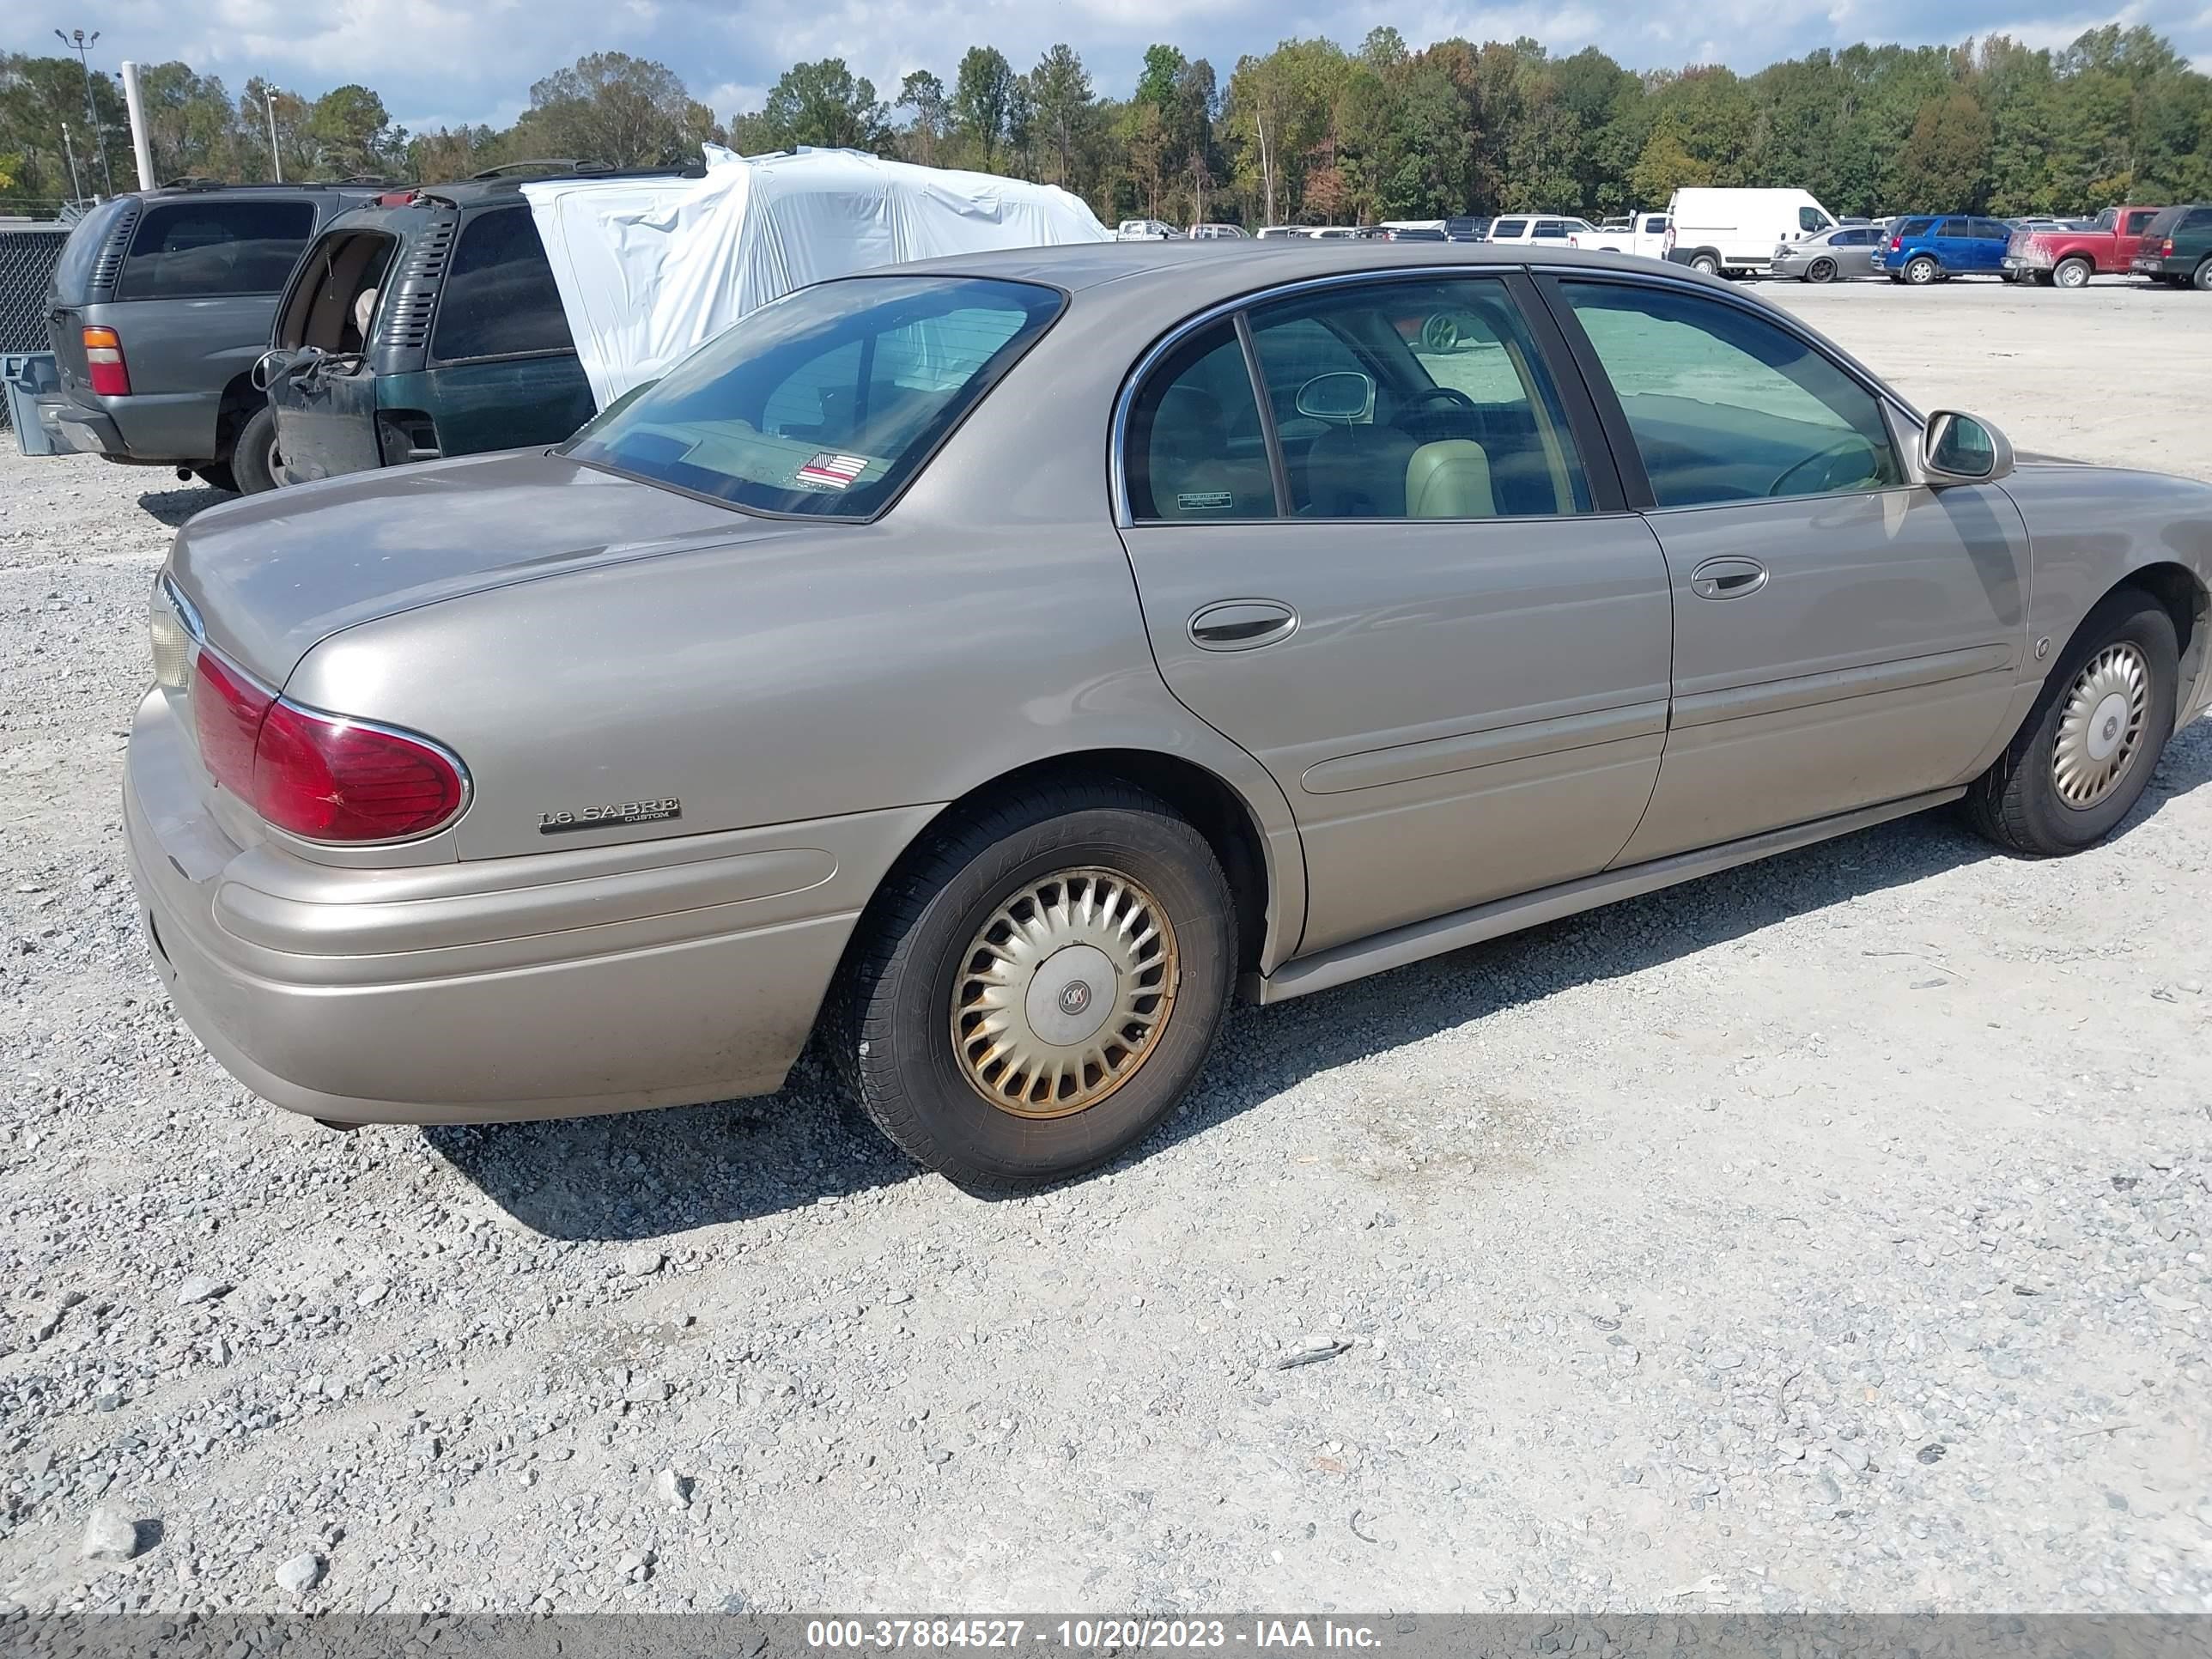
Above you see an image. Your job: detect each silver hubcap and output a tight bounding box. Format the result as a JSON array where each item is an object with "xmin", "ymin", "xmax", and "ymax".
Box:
[
  {"xmin": 951, "ymin": 867, "xmax": 1179, "ymax": 1119},
  {"xmin": 2052, "ymin": 642, "xmax": 2150, "ymax": 808},
  {"xmin": 2059, "ymin": 264, "xmax": 2086, "ymax": 287}
]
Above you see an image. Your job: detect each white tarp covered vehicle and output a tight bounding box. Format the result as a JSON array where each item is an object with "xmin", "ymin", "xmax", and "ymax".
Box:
[{"xmin": 523, "ymin": 145, "xmax": 1113, "ymax": 409}]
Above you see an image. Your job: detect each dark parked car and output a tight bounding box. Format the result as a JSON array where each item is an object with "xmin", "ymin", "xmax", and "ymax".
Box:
[
  {"xmin": 1443, "ymin": 216, "xmax": 1491, "ymax": 242},
  {"xmin": 35, "ymin": 181, "xmax": 386, "ymax": 490},
  {"xmin": 260, "ymin": 164, "xmax": 696, "ymax": 488},
  {"xmin": 1881, "ymin": 215, "xmax": 2013, "ymax": 283},
  {"xmin": 2130, "ymin": 204, "xmax": 2212, "ymax": 289}
]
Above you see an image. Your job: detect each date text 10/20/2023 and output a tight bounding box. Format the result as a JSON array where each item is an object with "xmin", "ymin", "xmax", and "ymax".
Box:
[{"xmin": 802, "ymin": 1620, "xmax": 1385, "ymax": 1650}]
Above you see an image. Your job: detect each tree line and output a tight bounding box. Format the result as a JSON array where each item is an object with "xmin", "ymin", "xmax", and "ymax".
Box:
[{"xmin": 4, "ymin": 23, "xmax": 2208, "ymax": 224}]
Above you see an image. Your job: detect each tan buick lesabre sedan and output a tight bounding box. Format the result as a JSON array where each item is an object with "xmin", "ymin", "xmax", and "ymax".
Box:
[{"xmin": 125, "ymin": 243, "xmax": 2212, "ymax": 1187}]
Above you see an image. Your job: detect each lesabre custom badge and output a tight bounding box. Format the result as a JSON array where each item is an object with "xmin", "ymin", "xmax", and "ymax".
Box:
[{"xmin": 538, "ymin": 798, "xmax": 683, "ymax": 834}]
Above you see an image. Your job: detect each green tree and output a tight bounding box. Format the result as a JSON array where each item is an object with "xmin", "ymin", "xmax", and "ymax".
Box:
[
  {"xmin": 515, "ymin": 52, "xmax": 718, "ymax": 167},
  {"xmin": 757, "ymin": 58, "xmax": 889, "ymax": 151},
  {"xmin": 895, "ymin": 70, "xmax": 950, "ymax": 166},
  {"xmin": 1887, "ymin": 88, "xmax": 1993, "ymax": 210},
  {"xmin": 1134, "ymin": 46, "xmax": 1186, "ymax": 112},
  {"xmin": 953, "ymin": 46, "xmax": 1017, "ymax": 167},
  {"xmin": 307, "ymin": 84, "xmax": 394, "ymax": 178},
  {"xmin": 1028, "ymin": 45, "xmax": 1094, "ymax": 190}
]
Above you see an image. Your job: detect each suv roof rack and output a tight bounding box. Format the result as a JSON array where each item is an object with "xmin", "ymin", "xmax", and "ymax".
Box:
[
  {"xmin": 468, "ymin": 159, "xmax": 608, "ymax": 179},
  {"xmin": 155, "ymin": 176, "xmax": 396, "ymax": 193}
]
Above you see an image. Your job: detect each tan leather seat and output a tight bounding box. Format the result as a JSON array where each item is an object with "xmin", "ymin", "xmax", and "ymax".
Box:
[{"xmin": 1404, "ymin": 440, "xmax": 1496, "ymax": 519}]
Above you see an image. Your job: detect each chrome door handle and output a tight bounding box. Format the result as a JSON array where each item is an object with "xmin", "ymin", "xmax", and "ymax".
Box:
[
  {"xmin": 1689, "ymin": 557, "xmax": 1768, "ymax": 600},
  {"xmin": 1189, "ymin": 599, "xmax": 1297, "ymax": 651}
]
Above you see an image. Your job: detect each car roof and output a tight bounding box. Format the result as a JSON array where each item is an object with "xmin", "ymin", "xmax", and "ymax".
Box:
[{"xmin": 873, "ymin": 238, "xmax": 1725, "ymax": 302}]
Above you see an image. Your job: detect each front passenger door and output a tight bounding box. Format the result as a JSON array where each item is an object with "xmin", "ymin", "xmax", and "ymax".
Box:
[{"xmin": 1549, "ymin": 276, "xmax": 2031, "ymax": 864}]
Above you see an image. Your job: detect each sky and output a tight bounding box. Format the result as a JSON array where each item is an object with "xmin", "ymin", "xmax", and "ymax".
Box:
[{"xmin": 9, "ymin": 0, "xmax": 2209, "ymax": 135}]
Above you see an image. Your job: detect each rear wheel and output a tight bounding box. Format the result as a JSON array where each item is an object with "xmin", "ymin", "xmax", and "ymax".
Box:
[
  {"xmin": 2195, "ymin": 258, "xmax": 2212, "ymax": 292},
  {"xmin": 1966, "ymin": 589, "xmax": 2179, "ymax": 856},
  {"xmin": 1688, "ymin": 252, "xmax": 1720, "ymax": 276},
  {"xmin": 1806, "ymin": 258, "xmax": 1837, "ymax": 283},
  {"xmin": 2054, "ymin": 256, "xmax": 2093, "ymax": 289},
  {"xmin": 833, "ymin": 781, "xmax": 1235, "ymax": 1188},
  {"xmin": 230, "ymin": 405, "xmax": 283, "ymax": 495},
  {"xmin": 1905, "ymin": 255, "xmax": 1940, "ymax": 285}
]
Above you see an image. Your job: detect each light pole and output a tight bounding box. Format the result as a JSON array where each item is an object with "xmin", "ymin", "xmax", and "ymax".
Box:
[
  {"xmin": 53, "ymin": 28, "xmax": 115, "ymax": 197},
  {"xmin": 60, "ymin": 118, "xmax": 84, "ymax": 203},
  {"xmin": 264, "ymin": 87, "xmax": 283, "ymax": 182}
]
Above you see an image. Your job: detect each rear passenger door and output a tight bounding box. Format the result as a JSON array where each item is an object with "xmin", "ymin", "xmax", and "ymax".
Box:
[
  {"xmin": 1115, "ymin": 272, "xmax": 1674, "ymax": 955},
  {"xmin": 420, "ymin": 207, "xmax": 596, "ymax": 458}
]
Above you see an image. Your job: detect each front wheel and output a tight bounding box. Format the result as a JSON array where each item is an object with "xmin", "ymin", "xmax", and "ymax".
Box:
[
  {"xmin": 1966, "ymin": 589, "xmax": 2179, "ymax": 856},
  {"xmin": 833, "ymin": 781, "xmax": 1235, "ymax": 1187},
  {"xmin": 230, "ymin": 405, "xmax": 283, "ymax": 495},
  {"xmin": 1905, "ymin": 256, "xmax": 1940, "ymax": 285}
]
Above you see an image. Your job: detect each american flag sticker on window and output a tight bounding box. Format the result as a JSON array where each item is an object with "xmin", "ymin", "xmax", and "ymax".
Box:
[{"xmin": 795, "ymin": 452, "xmax": 869, "ymax": 489}]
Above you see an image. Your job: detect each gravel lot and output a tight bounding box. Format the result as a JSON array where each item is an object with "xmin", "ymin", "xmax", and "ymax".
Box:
[{"xmin": 3, "ymin": 279, "xmax": 2210, "ymax": 1619}]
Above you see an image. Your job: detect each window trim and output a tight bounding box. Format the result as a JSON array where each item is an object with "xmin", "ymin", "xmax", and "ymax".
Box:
[
  {"xmin": 1530, "ymin": 268, "xmax": 1923, "ymax": 514},
  {"xmin": 1111, "ymin": 264, "xmax": 1627, "ymax": 527}
]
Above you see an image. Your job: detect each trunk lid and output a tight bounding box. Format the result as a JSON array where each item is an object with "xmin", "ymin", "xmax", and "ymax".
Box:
[{"xmin": 169, "ymin": 448, "xmax": 781, "ymax": 684}]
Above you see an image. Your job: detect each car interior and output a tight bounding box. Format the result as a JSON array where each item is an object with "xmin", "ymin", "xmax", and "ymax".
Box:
[
  {"xmin": 1131, "ymin": 283, "xmax": 1586, "ymax": 522},
  {"xmin": 277, "ymin": 231, "xmax": 398, "ymax": 354}
]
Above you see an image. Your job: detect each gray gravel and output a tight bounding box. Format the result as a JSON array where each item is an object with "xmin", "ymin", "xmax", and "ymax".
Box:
[{"xmin": 3, "ymin": 283, "xmax": 2211, "ymax": 1617}]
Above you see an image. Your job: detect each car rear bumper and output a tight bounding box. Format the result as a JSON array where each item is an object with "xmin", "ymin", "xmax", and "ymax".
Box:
[
  {"xmin": 2131, "ymin": 256, "xmax": 2187, "ymax": 276},
  {"xmin": 123, "ymin": 685, "xmax": 932, "ymax": 1125},
  {"xmin": 33, "ymin": 390, "xmax": 220, "ymax": 465}
]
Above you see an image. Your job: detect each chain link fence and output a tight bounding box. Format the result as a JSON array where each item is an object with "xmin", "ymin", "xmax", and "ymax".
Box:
[{"xmin": 0, "ymin": 224, "xmax": 70, "ymax": 431}]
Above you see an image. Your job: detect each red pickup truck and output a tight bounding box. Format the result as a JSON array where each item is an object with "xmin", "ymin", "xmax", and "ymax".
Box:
[{"xmin": 2004, "ymin": 206, "xmax": 2164, "ymax": 288}]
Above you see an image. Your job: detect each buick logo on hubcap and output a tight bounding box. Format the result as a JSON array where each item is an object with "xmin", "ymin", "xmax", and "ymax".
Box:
[{"xmin": 1059, "ymin": 982, "xmax": 1091, "ymax": 1016}]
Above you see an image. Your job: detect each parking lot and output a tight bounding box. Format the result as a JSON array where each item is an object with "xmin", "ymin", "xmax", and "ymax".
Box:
[{"xmin": 3, "ymin": 276, "xmax": 2209, "ymax": 1617}]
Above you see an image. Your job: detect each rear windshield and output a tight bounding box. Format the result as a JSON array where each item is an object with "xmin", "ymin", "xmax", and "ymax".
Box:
[
  {"xmin": 118, "ymin": 199, "xmax": 316, "ymax": 300},
  {"xmin": 567, "ymin": 276, "xmax": 1063, "ymax": 519},
  {"xmin": 2143, "ymin": 207, "xmax": 2189, "ymax": 237}
]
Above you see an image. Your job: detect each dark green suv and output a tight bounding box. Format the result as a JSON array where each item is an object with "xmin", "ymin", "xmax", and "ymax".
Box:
[
  {"xmin": 261, "ymin": 164, "xmax": 696, "ymax": 484},
  {"xmin": 2130, "ymin": 204, "xmax": 2212, "ymax": 289}
]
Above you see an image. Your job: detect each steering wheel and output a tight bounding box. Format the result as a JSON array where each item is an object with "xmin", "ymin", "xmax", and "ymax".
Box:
[
  {"xmin": 1768, "ymin": 434, "xmax": 1875, "ymax": 498},
  {"xmin": 1406, "ymin": 386, "xmax": 1477, "ymax": 414}
]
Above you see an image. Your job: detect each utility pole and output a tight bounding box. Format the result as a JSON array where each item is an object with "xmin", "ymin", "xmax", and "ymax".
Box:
[
  {"xmin": 264, "ymin": 87, "xmax": 283, "ymax": 182},
  {"xmin": 60, "ymin": 118, "xmax": 84, "ymax": 203},
  {"xmin": 53, "ymin": 28, "xmax": 114, "ymax": 197}
]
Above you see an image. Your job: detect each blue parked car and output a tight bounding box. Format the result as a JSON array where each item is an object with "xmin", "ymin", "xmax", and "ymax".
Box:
[{"xmin": 1881, "ymin": 215, "xmax": 2013, "ymax": 283}]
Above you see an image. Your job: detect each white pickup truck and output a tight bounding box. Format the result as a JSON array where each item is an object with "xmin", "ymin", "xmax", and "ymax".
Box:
[{"xmin": 1578, "ymin": 210, "xmax": 1672, "ymax": 261}]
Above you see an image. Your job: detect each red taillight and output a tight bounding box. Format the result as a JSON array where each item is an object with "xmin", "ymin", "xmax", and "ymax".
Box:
[
  {"xmin": 376, "ymin": 189, "xmax": 418, "ymax": 206},
  {"xmin": 82, "ymin": 325, "xmax": 131, "ymax": 397},
  {"xmin": 253, "ymin": 702, "xmax": 466, "ymax": 842},
  {"xmin": 2160, "ymin": 238, "xmax": 2176, "ymax": 256},
  {"xmin": 191, "ymin": 648, "xmax": 465, "ymax": 842},
  {"xmin": 1889, "ymin": 234, "xmax": 1902, "ymax": 250},
  {"xmin": 192, "ymin": 650, "xmax": 272, "ymax": 799}
]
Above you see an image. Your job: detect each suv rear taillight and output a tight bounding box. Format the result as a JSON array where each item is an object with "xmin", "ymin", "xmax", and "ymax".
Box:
[
  {"xmin": 187, "ymin": 640, "xmax": 468, "ymax": 842},
  {"xmin": 2160, "ymin": 238, "xmax": 2176, "ymax": 257},
  {"xmin": 1889, "ymin": 234, "xmax": 1903, "ymax": 250},
  {"xmin": 82, "ymin": 325, "xmax": 131, "ymax": 397}
]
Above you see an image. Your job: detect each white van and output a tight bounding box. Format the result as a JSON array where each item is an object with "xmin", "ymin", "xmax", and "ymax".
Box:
[{"xmin": 1663, "ymin": 188, "xmax": 1838, "ymax": 276}]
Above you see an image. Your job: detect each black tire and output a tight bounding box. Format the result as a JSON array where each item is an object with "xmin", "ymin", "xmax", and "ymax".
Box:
[
  {"xmin": 2053, "ymin": 256, "xmax": 2093, "ymax": 289},
  {"xmin": 192, "ymin": 462, "xmax": 238, "ymax": 493},
  {"xmin": 1806, "ymin": 258, "xmax": 1836, "ymax": 283},
  {"xmin": 230, "ymin": 404, "xmax": 283, "ymax": 495},
  {"xmin": 1966, "ymin": 588, "xmax": 2179, "ymax": 857},
  {"xmin": 832, "ymin": 780, "xmax": 1235, "ymax": 1188},
  {"xmin": 1905, "ymin": 255, "xmax": 1940, "ymax": 285}
]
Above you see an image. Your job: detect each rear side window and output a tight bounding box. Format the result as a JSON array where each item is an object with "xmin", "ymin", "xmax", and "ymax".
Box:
[
  {"xmin": 1898, "ymin": 218, "xmax": 1934, "ymax": 237},
  {"xmin": 118, "ymin": 201, "xmax": 314, "ymax": 300},
  {"xmin": 568, "ymin": 276, "xmax": 1060, "ymax": 519},
  {"xmin": 1532, "ymin": 221, "xmax": 1571, "ymax": 240},
  {"xmin": 1124, "ymin": 321, "xmax": 1276, "ymax": 521},
  {"xmin": 1491, "ymin": 220, "xmax": 1527, "ymax": 240},
  {"xmin": 53, "ymin": 197, "xmax": 133, "ymax": 300},
  {"xmin": 432, "ymin": 209, "xmax": 573, "ymax": 361},
  {"xmin": 2180, "ymin": 208, "xmax": 2212, "ymax": 231}
]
